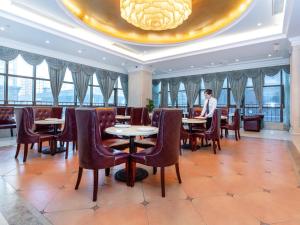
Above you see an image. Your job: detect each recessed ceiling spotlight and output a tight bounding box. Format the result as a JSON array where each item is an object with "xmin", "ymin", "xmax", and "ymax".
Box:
[
  {"xmin": 168, "ymin": 69, "xmax": 173, "ymax": 72},
  {"xmin": 268, "ymin": 54, "xmax": 272, "ymax": 57},
  {"xmin": 190, "ymin": 65, "xmax": 195, "ymax": 68},
  {"xmin": 121, "ymin": 62, "xmax": 126, "ymax": 66},
  {"xmin": 77, "ymin": 49, "xmax": 83, "ymax": 54},
  {"xmin": 0, "ymin": 27, "xmax": 5, "ymax": 31},
  {"xmin": 102, "ymin": 56, "xmax": 106, "ymax": 60},
  {"xmin": 257, "ymin": 22, "xmax": 262, "ymax": 27},
  {"xmin": 45, "ymin": 40, "xmax": 50, "ymax": 44},
  {"xmin": 210, "ymin": 62, "xmax": 215, "ymax": 66},
  {"xmin": 235, "ymin": 59, "xmax": 240, "ymax": 62}
]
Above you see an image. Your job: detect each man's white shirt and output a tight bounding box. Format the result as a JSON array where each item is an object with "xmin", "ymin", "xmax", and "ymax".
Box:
[{"xmin": 201, "ymin": 97, "xmax": 217, "ymax": 118}]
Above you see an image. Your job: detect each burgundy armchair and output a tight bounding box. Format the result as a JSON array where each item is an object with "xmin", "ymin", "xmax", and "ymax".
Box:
[
  {"xmin": 192, "ymin": 109, "xmax": 221, "ymax": 154},
  {"xmin": 0, "ymin": 107, "xmax": 16, "ymax": 137},
  {"xmin": 130, "ymin": 107, "xmax": 144, "ymax": 125},
  {"xmin": 56, "ymin": 108, "xmax": 77, "ymax": 159},
  {"xmin": 221, "ymin": 109, "xmax": 240, "ymax": 141},
  {"xmin": 116, "ymin": 107, "xmax": 126, "ymax": 115},
  {"xmin": 14, "ymin": 108, "xmax": 54, "ymax": 162},
  {"xmin": 74, "ymin": 109, "xmax": 129, "ymax": 201},
  {"xmin": 96, "ymin": 108, "xmax": 129, "ymax": 150},
  {"xmin": 130, "ymin": 109, "xmax": 182, "ymax": 197},
  {"xmin": 242, "ymin": 115, "xmax": 264, "ymax": 132},
  {"xmin": 188, "ymin": 107, "xmax": 202, "ymax": 118}
]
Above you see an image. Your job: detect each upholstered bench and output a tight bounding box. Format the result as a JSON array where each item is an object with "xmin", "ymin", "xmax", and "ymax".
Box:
[{"xmin": 242, "ymin": 115, "xmax": 264, "ymax": 132}]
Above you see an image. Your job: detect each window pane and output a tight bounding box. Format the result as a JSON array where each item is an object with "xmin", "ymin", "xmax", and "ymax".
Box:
[
  {"xmin": 264, "ymin": 73, "xmax": 280, "ymax": 85},
  {"xmin": 230, "ymin": 91, "xmax": 236, "ymax": 105},
  {"xmin": 223, "ymin": 78, "xmax": 228, "ymax": 88},
  {"xmin": 218, "ymin": 89, "xmax": 227, "ymax": 106},
  {"xmin": 108, "ymin": 91, "xmax": 114, "ymax": 105},
  {"xmin": 36, "ymin": 80, "xmax": 53, "ymax": 105},
  {"xmin": 200, "ymin": 90, "xmax": 205, "ymax": 106},
  {"xmin": 93, "ymin": 86, "xmax": 103, "ymax": 105},
  {"xmin": 9, "ymin": 55, "xmax": 33, "ymax": 77},
  {"xmin": 93, "ymin": 74, "xmax": 98, "ymax": 85},
  {"xmin": 117, "ymin": 89, "xmax": 126, "ymax": 106},
  {"xmin": 0, "ymin": 60, "xmax": 5, "ymax": 73},
  {"xmin": 200, "ymin": 79, "xmax": 205, "ymax": 89},
  {"xmin": 246, "ymin": 78, "xmax": 253, "ymax": 87},
  {"xmin": 245, "ymin": 87, "xmax": 258, "ymax": 105},
  {"xmin": 83, "ymin": 86, "xmax": 90, "ymax": 105},
  {"xmin": 178, "ymin": 90, "xmax": 187, "ymax": 107},
  {"xmin": 8, "ymin": 76, "xmax": 33, "ymax": 104},
  {"xmin": 59, "ymin": 83, "xmax": 74, "ymax": 105},
  {"xmin": 117, "ymin": 77, "xmax": 122, "ymax": 88},
  {"xmin": 179, "ymin": 82, "xmax": 185, "ymax": 91},
  {"xmin": 0, "ymin": 75, "xmax": 4, "ymax": 103},
  {"xmin": 64, "ymin": 69, "xmax": 73, "ymax": 82},
  {"xmin": 36, "ymin": 60, "xmax": 49, "ymax": 79},
  {"xmin": 262, "ymin": 107, "xmax": 280, "ymax": 122},
  {"xmin": 263, "ymin": 86, "xmax": 281, "ymax": 107},
  {"xmin": 168, "ymin": 92, "xmax": 172, "ymax": 106}
]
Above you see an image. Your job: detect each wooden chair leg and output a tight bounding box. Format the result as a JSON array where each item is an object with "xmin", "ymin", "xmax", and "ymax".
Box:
[
  {"xmin": 30, "ymin": 143, "xmax": 34, "ymax": 149},
  {"xmin": 105, "ymin": 168, "xmax": 110, "ymax": 176},
  {"xmin": 15, "ymin": 143, "xmax": 21, "ymax": 159},
  {"xmin": 235, "ymin": 130, "xmax": 238, "ymax": 141},
  {"xmin": 220, "ymin": 129, "xmax": 223, "ymax": 139},
  {"xmin": 153, "ymin": 167, "xmax": 157, "ymax": 175},
  {"xmin": 10, "ymin": 128, "xmax": 13, "ymax": 137},
  {"xmin": 38, "ymin": 141, "xmax": 42, "ymax": 153},
  {"xmin": 212, "ymin": 141, "xmax": 217, "ymax": 154},
  {"xmin": 161, "ymin": 167, "xmax": 165, "ymax": 197},
  {"xmin": 217, "ymin": 139, "xmax": 221, "ymax": 151},
  {"xmin": 93, "ymin": 169, "xmax": 98, "ymax": 202},
  {"xmin": 238, "ymin": 129, "xmax": 241, "ymax": 139},
  {"xmin": 23, "ymin": 143, "xmax": 28, "ymax": 162},
  {"xmin": 65, "ymin": 142, "xmax": 69, "ymax": 159},
  {"xmin": 75, "ymin": 167, "xmax": 83, "ymax": 190},
  {"xmin": 175, "ymin": 163, "xmax": 182, "ymax": 183}
]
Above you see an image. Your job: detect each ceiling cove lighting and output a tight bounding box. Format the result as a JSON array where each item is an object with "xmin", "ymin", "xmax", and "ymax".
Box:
[{"xmin": 120, "ymin": 0, "xmax": 192, "ymax": 31}]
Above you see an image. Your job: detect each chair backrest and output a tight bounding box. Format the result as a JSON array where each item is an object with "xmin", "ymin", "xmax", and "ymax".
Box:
[
  {"xmin": 24, "ymin": 107, "xmax": 34, "ymax": 129},
  {"xmin": 116, "ymin": 107, "xmax": 126, "ymax": 116},
  {"xmin": 76, "ymin": 109, "xmax": 115, "ymax": 169},
  {"xmin": 60, "ymin": 107, "xmax": 77, "ymax": 141},
  {"xmin": 15, "ymin": 108, "xmax": 39, "ymax": 144},
  {"xmin": 151, "ymin": 109, "xmax": 162, "ymax": 127},
  {"xmin": 51, "ymin": 107, "xmax": 63, "ymax": 119},
  {"xmin": 0, "ymin": 107, "xmax": 15, "ymax": 124},
  {"xmin": 33, "ymin": 107, "xmax": 52, "ymax": 120},
  {"xmin": 95, "ymin": 108, "xmax": 116, "ymax": 140},
  {"xmin": 221, "ymin": 107, "xmax": 229, "ymax": 117},
  {"xmin": 152, "ymin": 109, "xmax": 182, "ymax": 166},
  {"xmin": 130, "ymin": 107, "xmax": 144, "ymax": 125},
  {"xmin": 125, "ymin": 107, "xmax": 132, "ymax": 116},
  {"xmin": 189, "ymin": 107, "xmax": 202, "ymax": 118},
  {"xmin": 205, "ymin": 109, "xmax": 221, "ymax": 139},
  {"xmin": 142, "ymin": 107, "xmax": 151, "ymax": 125},
  {"xmin": 231, "ymin": 109, "xmax": 240, "ymax": 128}
]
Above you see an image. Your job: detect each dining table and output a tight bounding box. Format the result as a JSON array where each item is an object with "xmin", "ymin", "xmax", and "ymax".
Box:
[
  {"xmin": 182, "ymin": 118, "xmax": 207, "ymax": 150},
  {"xmin": 105, "ymin": 125, "xmax": 158, "ymax": 185},
  {"xmin": 34, "ymin": 118, "xmax": 65, "ymax": 155}
]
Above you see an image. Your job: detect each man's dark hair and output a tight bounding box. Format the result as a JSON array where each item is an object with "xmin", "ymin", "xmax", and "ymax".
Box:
[{"xmin": 204, "ymin": 89, "xmax": 213, "ymax": 95}]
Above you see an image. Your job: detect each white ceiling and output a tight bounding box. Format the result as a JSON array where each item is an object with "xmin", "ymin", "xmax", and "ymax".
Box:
[{"xmin": 0, "ymin": 0, "xmax": 299, "ymax": 76}]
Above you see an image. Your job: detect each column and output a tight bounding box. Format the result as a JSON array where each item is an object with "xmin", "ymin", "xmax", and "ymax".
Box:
[
  {"xmin": 290, "ymin": 38, "xmax": 300, "ymax": 135},
  {"xmin": 128, "ymin": 66, "xmax": 153, "ymax": 107}
]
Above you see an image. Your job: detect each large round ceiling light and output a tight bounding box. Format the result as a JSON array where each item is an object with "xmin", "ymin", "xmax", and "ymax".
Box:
[{"xmin": 120, "ymin": 0, "xmax": 192, "ymax": 31}]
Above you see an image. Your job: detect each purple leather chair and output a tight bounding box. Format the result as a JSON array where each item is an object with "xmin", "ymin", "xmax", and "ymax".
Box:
[
  {"xmin": 0, "ymin": 107, "xmax": 16, "ymax": 137},
  {"xmin": 56, "ymin": 108, "xmax": 77, "ymax": 159},
  {"xmin": 15, "ymin": 108, "xmax": 54, "ymax": 162},
  {"xmin": 130, "ymin": 107, "xmax": 144, "ymax": 125},
  {"xmin": 75, "ymin": 109, "xmax": 129, "ymax": 201},
  {"xmin": 192, "ymin": 109, "xmax": 221, "ymax": 154},
  {"xmin": 130, "ymin": 109, "xmax": 182, "ymax": 197},
  {"xmin": 221, "ymin": 109, "xmax": 240, "ymax": 141}
]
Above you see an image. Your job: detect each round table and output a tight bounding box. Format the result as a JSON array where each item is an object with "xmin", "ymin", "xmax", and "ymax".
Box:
[
  {"xmin": 105, "ymin": 125, "xmax": 158, "ymax": 184},
  {"xmin": 182, "ymin": 118, "xmax": 206, "ymax": 150},
  {"xmin": 34, "ymin": 119, "xmax": 65, "ymax": 155},
  {"xmin": 115, "ymin": 115, "xmax": 131, "ymax": 120}
]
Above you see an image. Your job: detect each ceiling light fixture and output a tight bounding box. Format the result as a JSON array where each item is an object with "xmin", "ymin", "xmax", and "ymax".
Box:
[
  {"xmin": 235, "ymin": 59, "xmax": 240, "ymax": 62},
  {"xmin": 102, "ymin": 57, "xmax": 107, "ymax": 60},
  {"xmin": 268, "ymin": 54, "xmax": 272, "ymax": 57},
  {"xmin": 0, "ymin": 27, "xmax": 5, "ymax": 31},
  {"xmin": 257, "ymin": 22, "xmax": 262, "ymax": 27},
  {"xmin": 45, "ymin": 40, "xmax": 50, "ymax": 44},
  {"xmin": 77, "ymin": 49, "xmax": 83, "ymax": 54},
  {"xmin": 120, "ymin": 0, "xmax": 192, "ymax": 31}
]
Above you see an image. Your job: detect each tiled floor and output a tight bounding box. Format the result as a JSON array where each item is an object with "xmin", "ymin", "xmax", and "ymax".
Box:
[{"xmin": 0, "ymin": 134, "xmax": 300, "ymax": 225}]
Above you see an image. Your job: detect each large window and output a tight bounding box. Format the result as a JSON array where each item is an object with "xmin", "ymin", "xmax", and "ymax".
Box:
[
  {"xmin": 115, "ymin": 77, "xmax": 126, "ymax": 106},
  {"xmin": 92, "ymin": 74, "xmax": 104, "ymax": 106},
  {"xmin": 36, "ymin": 60, "xmax": 53, "ymax": 105},
  {"xmin": 177, "ymin": 83, "xmax": 188, "ymax": 111},
  {"xmin": 59, "ymin": 68, "xmax": 75, "ymax": 105}
]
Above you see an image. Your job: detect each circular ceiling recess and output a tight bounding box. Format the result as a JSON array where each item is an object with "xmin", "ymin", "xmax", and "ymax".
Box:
[{"xmin": 61, "ymin": 0, "xmax": 253, "ymax": 45}]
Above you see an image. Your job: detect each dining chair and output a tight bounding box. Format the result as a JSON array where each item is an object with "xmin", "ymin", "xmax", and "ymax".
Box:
[
  {"xmin": 15, "ymin": 108, "xmax": 54, "ymax": 162},
  {"xmin": 130, "ymin": 109, "xmax": 182, "ymax": 197},
  {"xmin": 130, "ymin": 107, "xmax": 144, "ymax": 125},
  {"xmin": 221, "ymin": 109, "xmax": 240, "ymax": 141},
  {"xmin": 56, "ymin": 107, "xmax": 77, "ymax": 159},
  {"xmin": 192, "ymin": 109, "xmax": 221, "ymax": 154},
  {"xmin": 75, "ymin": 109, "xmax": 129, "ymax": 201}
]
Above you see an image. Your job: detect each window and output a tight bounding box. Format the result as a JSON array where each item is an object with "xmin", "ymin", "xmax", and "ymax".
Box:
[
  {"xmin": 83, "ymin": 85, "xmax": 91, "ymax": 106},
  {"xmin": 59, "ymin": 68, "xmax": 75, "ymax": 105},
  {"xmin": 218, "ymin": 78, "xmax": 228, "ymax": 107},
  {"xmin": 178, "ymin": 82, "xmax": 187, "ymax": 111},
  {"xmin": 0, "ymin": 75, "xmax": 4, "ymax": 104},
  {"xmin": 116, "ymin": 77, "xmax": 126, "ymax": 106},
  {"xmin": 9, "ymin": 55, "xmax": 33, "ymax": 77},
  {"xmin": 8, "ymin": 76, "xmax": 33, "ymax": 104},
  {"xmin": 92, "ymin": 74, "xmax": 104, "ymax": 106},
  {"xmin": 36, "ymin": 60, "xmax": 53, "ymax": 105},
  {"xmin": 244, "ymin": 78, "xmax": 259, "ymax": 115},
  {"xmin": 0, "ymin": 60, "xmax": 5, "ymax": 73}
]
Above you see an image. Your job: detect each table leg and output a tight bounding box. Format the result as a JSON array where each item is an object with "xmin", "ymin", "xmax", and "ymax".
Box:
[{"xmin": 41, "ymin": 124, "xmax": 66, "ymax": 155}]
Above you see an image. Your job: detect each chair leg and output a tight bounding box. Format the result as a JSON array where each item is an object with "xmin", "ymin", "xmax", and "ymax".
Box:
[
  {"xmin": 161, "ymin": 167, "xmax": 165, "ymax": 197},
  {"xmin": 212, "ymin": 141, "xmax": 217, "ymax": 154},
  {"xmin": 225, "ymin": 129, "xmax": 228, "ymax": 137},
  {"xmin": 220, "ymin": 129, "xmax": 223, "ymax": 139},
  {"xmin": 10, "ymin": 128, "xmax": 13, "ymax": 137},
  {"xmin": 15, "ymin": 144, "xmax": 21, "ymax": 159},
  {"xmin": 75, "ymin": 167, "xmax": 83, "ymax": 190},
  {"xmin": 105, "ymin": 168, "xmax": 110, "ymax": 176},
  {"xmin": 30, "ymin": 143, "xmax": 34, "ymax": 150},
  {"xmin": 235, "ymin": 130, "xmax": 238, "ymax": 141},
  {"xmin": 238, "ymin": 129, "xmax": 241, "ymax": 139},
  {"xmin": 23, "ymin": 143, "xmax": 28, "ymax": 162},
  {"xmin": 217, "ymin": 139, "xmax": 221, "ymax": 151},
  {"xmin": 65, "ymin": 142, "xmax": 69, "ymax": 159},
  {"xmin": 73, "ymin": 141, "xmax": 76, "ymax": 151},
  {"xmin": 175, "ymin": 163, "xmax": 182, "ymax": 184},
  {"xmin": 38, "ymin": 141, "xmax": 42, "ymax": 153},
  {"xmin": 153, "ymin": 167, "xmax": 157, "ymax": 175},
  {"xmin": 93, "ymin": 169, "xmax": 98, "ymax": 202}
]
